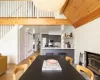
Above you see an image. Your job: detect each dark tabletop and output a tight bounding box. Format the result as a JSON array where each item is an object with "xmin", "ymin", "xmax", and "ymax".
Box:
[{"xmin": 19, "ymin": 55, "xmax": 86, "ymax": 80}]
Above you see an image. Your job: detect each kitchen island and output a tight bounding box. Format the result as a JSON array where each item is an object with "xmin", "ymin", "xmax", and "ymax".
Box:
[{"xmin": 41, "ymin": 47, "xmax": 75, "ymax": 63}]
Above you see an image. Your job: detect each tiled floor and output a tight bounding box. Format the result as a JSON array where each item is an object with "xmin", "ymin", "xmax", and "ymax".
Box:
[{"xmin": 0, "ymin": 52, "xmax": 39, "ymax": 80}]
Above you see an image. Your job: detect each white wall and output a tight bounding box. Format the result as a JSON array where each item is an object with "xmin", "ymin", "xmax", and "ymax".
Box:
[
  {"xmin": 63, "ymin": 26, "xmax": 75, "ymax": 34},
  {"xmin": 75, "ymin": 18, "xmax": 100, "ymax": 64},
  {"xmin": 19, "ymin": 28, "xmax": 34, "ymax": 63},
  {"xmin": 0, "ymin": 26, "xmax": 19, "ymax": 64},
  {"xmin": 61, "ymin": 26, "xmax": 75, "ymax": 48},
  {"xmin": 19, "ymin": 27, "xmax": 25, "ymax": 63},
  {"xmin": 0, "ymin": 25, "xmax": 34, "ymax": 64},
  {"xmin": 27, "ymin": 29, "xmax": 33, "ymax": 56}
]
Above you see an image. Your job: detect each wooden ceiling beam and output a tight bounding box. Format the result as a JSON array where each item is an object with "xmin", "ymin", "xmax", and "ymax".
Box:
[
  {"xmin": 73, "ymin": 6, "xmax": 100, "ymax": 28},
  {"xmin": 0, "ymin": 17, "xmax": 71, "ymax": 26}
]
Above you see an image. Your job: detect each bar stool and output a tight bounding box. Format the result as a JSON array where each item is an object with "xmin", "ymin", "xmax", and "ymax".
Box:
[
  {"xmin": 46, "ymin": 53, "xmax": 54, "ymax": 56},
  {"xmin": 58, "ymin": 53, "xmax": 67, "ymax": 58}
]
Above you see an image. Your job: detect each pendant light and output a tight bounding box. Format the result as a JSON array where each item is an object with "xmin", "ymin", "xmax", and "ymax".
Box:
[{"xmin": 33, "ymin": 0, "xmax": 66, "ymax": 12}]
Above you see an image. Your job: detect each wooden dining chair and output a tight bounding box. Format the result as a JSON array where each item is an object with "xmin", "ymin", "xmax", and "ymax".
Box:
[
  {"xmin": 65, "ymin": 56, "xmax": 73, "ymax": 65},
  {"xmin": 29, "ymin": 56, "xmax": 36, "ymax": 65},
  {"xmin": 76, "ymin": 65, "xmax": 94, "ymax": 80},
  {"xmin": 13, "ymin": 64, "xmax": 28, "ymax": 80}
]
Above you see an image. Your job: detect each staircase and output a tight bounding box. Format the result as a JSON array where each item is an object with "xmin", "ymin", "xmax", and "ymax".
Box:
[
  {"xmin": 0, "ymin": 1, "xmax": 55, "ymax": 64},
  {"xmin": 0, "ymin": 25, "xmax": 14, "ymax": 40}
]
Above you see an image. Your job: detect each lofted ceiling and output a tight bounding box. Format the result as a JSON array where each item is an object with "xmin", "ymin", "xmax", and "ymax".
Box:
[
  {"xmin": 61, "ymin": 0, "xmax": 100, "ymax": 28},
  {"xmin": 0, "ymin": 0, "xmax": 100, "ymax": 28}
]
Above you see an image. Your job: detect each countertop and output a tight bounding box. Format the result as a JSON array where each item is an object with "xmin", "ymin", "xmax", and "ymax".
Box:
[{"xmin": 42, "ymin": 47, "xmax": 75, "ymax": 49}]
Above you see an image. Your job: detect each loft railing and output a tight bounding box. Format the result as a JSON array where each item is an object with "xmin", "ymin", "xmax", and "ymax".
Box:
[{"xmin": 0, "ymin": 1, "xmax": 54, "ymax": 17}]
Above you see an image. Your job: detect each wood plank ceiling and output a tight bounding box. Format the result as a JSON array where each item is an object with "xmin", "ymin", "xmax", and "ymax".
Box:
[{"xmin": 61, "ymin": 0, "xmax": 100, "ymax": 28}]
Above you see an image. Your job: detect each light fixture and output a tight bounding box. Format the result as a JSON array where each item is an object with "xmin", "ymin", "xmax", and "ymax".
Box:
[{"xmin": 33, "ymin": 0, "xmax": 66, "ymax": 12}]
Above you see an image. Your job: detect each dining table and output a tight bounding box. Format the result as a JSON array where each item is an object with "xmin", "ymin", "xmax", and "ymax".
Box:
[{"xmin": 19, "ymin": 55, "xmax": 86, "ymax": 80}]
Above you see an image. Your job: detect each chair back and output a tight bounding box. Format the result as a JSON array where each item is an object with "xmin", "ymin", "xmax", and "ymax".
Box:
[
  {"xmin": 76, "ymin": 65, "xmax": 94, "ymax": 80},
  {"xmin": 29, "ymin": 56, "xmax": 36, "ymax": 65},
  {"xmin": 65, "ymin": 56, "xmax": 73, "ymax": 64},
  {"xmin": 0, "ymin": 53, "xmax": 2, "ymax": 56},
  {"xmin": 58, "ymin": 53, "xmax": 67, "ymax": 58},
  {"xmin": 13, "ymin": 64, "xmax": 27, "ymax": 80},
  {"xmin": 46, "ymin": 53, "xmax": 54, "ymax": 56}
]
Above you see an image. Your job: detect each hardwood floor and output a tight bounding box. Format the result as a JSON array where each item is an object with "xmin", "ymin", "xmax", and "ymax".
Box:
[{"xmin": 0, "ymin": 52, "xmax": 39, "ymax": 80}]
